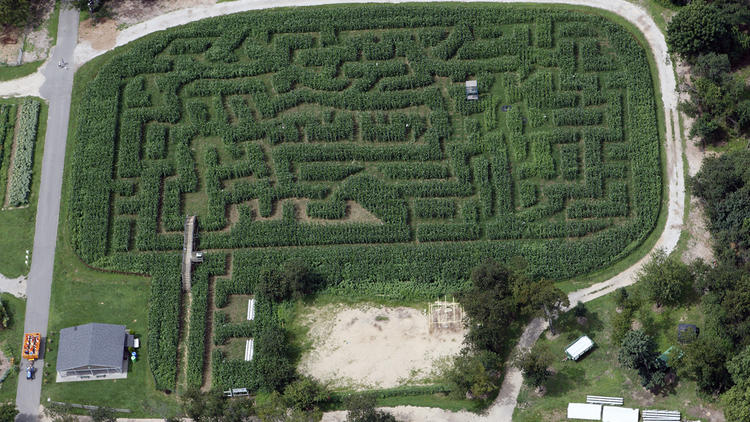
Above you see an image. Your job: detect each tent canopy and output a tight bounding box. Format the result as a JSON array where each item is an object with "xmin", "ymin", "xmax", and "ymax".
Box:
[
  {"xmin": 567, "ymin": 403, "xmax": 602, "ymax": 420},
  {"xmin": 602, "ymin": 406, "xmax": 639, "ymax": 422}
]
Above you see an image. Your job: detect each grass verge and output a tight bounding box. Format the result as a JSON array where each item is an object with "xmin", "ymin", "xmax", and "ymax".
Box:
[
  {"xmin": 0, "ymin": 294, "xmax": 26, "ymax": 404},
  {"xmin": 0, "ymin": 98, "xmax": 47, "ymax": 278},
  {"xmin": 0, "ymin": 62, "xmax": 43, "ymax": 82}
]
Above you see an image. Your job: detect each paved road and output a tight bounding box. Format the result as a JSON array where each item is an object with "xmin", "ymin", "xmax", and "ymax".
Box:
[{"xmin": 15, "ymin": 4, "xmax": 79, "ymax": 421}]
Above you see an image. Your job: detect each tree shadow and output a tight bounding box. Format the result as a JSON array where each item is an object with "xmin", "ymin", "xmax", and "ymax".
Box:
[
  {"xmin": 556, "ymin": 308, "xmax": 605, "ymax": 342},
  {"xmin": 545, "ymin": 364, "xmax": 587, "ymax": 397}
]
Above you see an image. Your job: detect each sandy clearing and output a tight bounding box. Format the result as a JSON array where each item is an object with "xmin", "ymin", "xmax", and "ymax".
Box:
[
  {"xmin": 299, "ymin": 305, "xmax": 465, "ymax": 389},
  {"xmin": 78, "ymin": 18, "xmax": 119, "ymax": 52},
  {"xmin": 0, "ymin": 71, "xmax": 44, "ymax": 98},
  {"xmin": 0, "ymin": 273, "xmax": 27, "ymax": 298}
]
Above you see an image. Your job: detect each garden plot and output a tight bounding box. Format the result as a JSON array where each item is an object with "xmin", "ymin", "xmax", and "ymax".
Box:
[{"xmin": 298, "ymin": 305, "xmax": 465, "ymax": 389}]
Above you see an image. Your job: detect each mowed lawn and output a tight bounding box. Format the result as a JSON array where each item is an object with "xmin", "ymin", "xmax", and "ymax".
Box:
[
  {"xmin": 513, "ymin": 295, "xmax": 723, "ymax": 422},
  {"xmin": 0, "ymin": 98, "xmax": 47, "ymax": 278},
  {"xmin": 43, "ymin": 250, "xmax": 179, "ymax": 417}
]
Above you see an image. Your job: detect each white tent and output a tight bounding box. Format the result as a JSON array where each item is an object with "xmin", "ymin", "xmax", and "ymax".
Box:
[
  {"xmin": 567, "ymin": 403, "xmax": 602, "ymax": 420},
  {"xmin": 602, "ymin": 406, "xmax": 639, "ymax": 422},
  {"xmin": 566, "ymin": 335, "xmax": 595, "ymax": 360},
  {"xmin": 247, "ymin": 298, "xmax": 255, "ymax": 320}
]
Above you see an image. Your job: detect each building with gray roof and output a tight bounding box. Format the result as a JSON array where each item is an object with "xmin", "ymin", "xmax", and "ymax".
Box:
[{"xmin": 56, "ymin": 323, "xmax": 133, "ymax": 381}]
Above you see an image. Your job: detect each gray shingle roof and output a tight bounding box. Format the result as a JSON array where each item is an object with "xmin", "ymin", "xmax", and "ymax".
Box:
[{"xmin": 56, "ymin": 323, "xmax": 126, "ymax": 371}]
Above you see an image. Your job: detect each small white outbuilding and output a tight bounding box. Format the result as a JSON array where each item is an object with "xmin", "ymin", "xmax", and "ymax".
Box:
[
  {"xmin": 565, "ymin": 335, "xmax": 595, "ymax": 361},
  {"xmin": 567, "ymin": 403, "xmax": 602, "ymax": 420},
  {"xmin": 602, "ymin": 406, "xmax": 639, "ymax": 422}
]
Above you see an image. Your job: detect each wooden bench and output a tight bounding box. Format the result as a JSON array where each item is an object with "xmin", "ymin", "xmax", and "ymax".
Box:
[
  {"xmin": 586, "ymin": 395, "xmax": 624, "ymax": 406},
  {"xmin": 642, "ymin": 409, "xmax": 681, "ymax": 421}
]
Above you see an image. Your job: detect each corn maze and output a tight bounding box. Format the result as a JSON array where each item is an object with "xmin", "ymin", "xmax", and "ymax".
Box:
[{"xmin": 68, "ymin": 4, "xmax": 662, "ymax": 391}]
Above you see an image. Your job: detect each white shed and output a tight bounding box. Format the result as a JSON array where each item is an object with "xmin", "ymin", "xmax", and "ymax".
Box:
[
  {"xmin": 602, "ymin": 406, "xmax": 639, "ymax": 422},
  {"xmin": 567, "ymin": 403, "xmax": 602, "ymax": 420},
  {"xmin": 565, "ymin": 335, "xmax": 595, "ymax": 361}
]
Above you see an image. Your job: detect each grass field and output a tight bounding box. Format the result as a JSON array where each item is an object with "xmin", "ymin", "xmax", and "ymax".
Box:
[
  {"xmin": 0, "ymin": 98, "xmax": 47, "ymax": 278},
  {"xmin": 513, "ymin": 294, "xmax": 721, "ymax": 422},
  {"xmin": 54, "ymin": 2, "xmax": 668, "ymax": 411}
]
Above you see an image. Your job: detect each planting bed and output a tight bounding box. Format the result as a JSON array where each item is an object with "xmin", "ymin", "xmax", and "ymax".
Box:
[{"xmin": 66, "ymin": 4, "xmax": 662, "ymax": 393}]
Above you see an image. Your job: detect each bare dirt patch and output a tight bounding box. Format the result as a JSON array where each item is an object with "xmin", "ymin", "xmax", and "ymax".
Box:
[
  {"xmin": 109, "ymin": 0, "xmax": 216, "ymax": 27},
  {"xmin": 0, "ymin": 0, "xmax": 53, "ymax": 65},
  {"xmin": 78, "ymin": 18, "xmax": 118, "ymax": 52},
  {"xmin": 682, "ymin": 198, "xmax": 715, "ymax": 264},
  {"xmin": 298, "ymin": 304, "xmax": 465, "ymax": 389}
]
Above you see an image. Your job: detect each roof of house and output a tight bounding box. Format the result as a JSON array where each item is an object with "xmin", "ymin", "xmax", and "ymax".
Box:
[
  {"xmin": 565, "ymin": 335, "xmax": 595, "ymax": 360},
  {"xmin": 57, "ymin": 323, "xmax": 126, "ymax": 371},
  {"xmin": 567, "ymin": 403, "xmax": 602, "ymax": 420}
]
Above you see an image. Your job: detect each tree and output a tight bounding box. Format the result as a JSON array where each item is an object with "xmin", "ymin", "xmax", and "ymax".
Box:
[
  {"xmin": 692, "ymin": 53, "xmax": 731, "ymax": 83},
  {"xmin": 222, "ymin": 398, "xmax": 254, "ymax": 422},
  {"xmin": 530, "ymin": 279, "xmax": 569, "ymax": 334},
  {"xmin": 637, "ymin": 249, "xmax": 694, "ymax": 307},
  {"xmin": 443, "ymin": 350, "xmax": 501, "ymax": 400},
  {"xmin": 693, "ymin": 151, "xmax": 750, "ymax": 265},
  {"xmin": 513, "ymin": 343, "xmax": 555, "ymax": 389},
  {"xmin": 255, "ymin": 391, "xmax": 288, "ymax": 422},
  {"xmin": 0, "ymin": 0, "xmax": 29, "ymax": 29},
  {"xmin": 729, "ymin": 345, "xmax": 750, "ymax": 387},
  {"xmin": 723, "ymin": 385, "xmax": 750, "ymax": 422},
  {"xmin": 0, "ymin": 404, "xmax": 18, "ymax": 422},
  {"xmin": 43, "ymin": 403, "xmax": 76, "ymax": 422},
  {"xmin": 344, "ymin": 393, "xmax": 397, "ymax": 422},
  {"xmin": 618, "ymin": 330, "xmax": 659, "ymax": 370},
  {"xmin": 256, "ymin": 260, "xmax": 317, "ymax": 303},
  {"xmin": 679, "ymin": 336, "xmax": 733, "ymax": 394},
  {"xmin": 460, "ymin": 260, "xmax": 523, "ymax": 353},
  {"xmin": 254, "ymin": 319, "xmax": 296, "ymax": 392},
  {"xmin": 89, "ymin": 407, "xmax": 116, "ymax": 422},
  {"xmin": 618, "ymin": 330, "xmax": 669, "ymax": 391},
  {"xmin": 181, "ymin": 387, "xmax": 207, "ymax": 421},
  {"xmin": 667, "ymin": 0, "xmax": 736, "ymax": 60},
  {"xmin": 283, "ymin": 376, "xmax": 327, "ymax": 411}
]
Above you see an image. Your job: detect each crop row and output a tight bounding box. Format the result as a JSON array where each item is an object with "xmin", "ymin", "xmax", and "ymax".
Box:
[
  {"xmin": 7, "ymin": 99, "xmax": 40, "ymax": 206},
  {"xmin": 186, "ymin": 254, "xmax": 226, "ymax": 388}
]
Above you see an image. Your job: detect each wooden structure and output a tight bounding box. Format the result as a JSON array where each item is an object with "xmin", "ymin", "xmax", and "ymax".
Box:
[
  {"xmin": 182, "ymin": 216, "xmax": 196, "ymax": 291},
  {"xmin": 428, "ymin": 297, "xmax": 463, "ymax": 333},
  {"xmin": 465, "ymin": 80, "xmax": 479, "ymax": 100}
]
